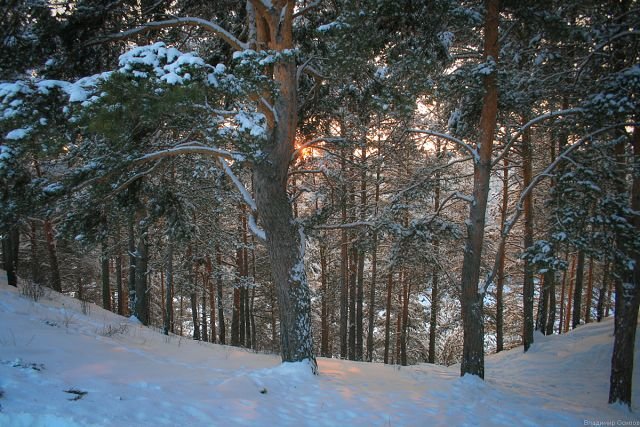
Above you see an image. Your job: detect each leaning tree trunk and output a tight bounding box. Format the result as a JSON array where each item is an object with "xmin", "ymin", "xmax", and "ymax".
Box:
[{"xmin": 459, "ymin": 0, "xmax": 499, "ymax": 379}]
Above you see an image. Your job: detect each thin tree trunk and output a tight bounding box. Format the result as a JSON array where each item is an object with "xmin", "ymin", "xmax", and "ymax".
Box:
[
  {"xmin": 134, "ymin": 227, "xmax": 149, "ymax": 325},
  {"xmin": 339, "ymin": 142, "xmax": 349, "ymax": 359},
  {"xmin": 597, "ymin": 259, "xmax": 609, "ymax": 322},
  {"xmin": 320, "ymin": 242, "xmax": 330, "ymax": 357},
  {"xmin": 128, "ymin": 213, "xmax": 136, "ymax": 316},
  {"xmin": 207, "ymin": 255, "xmax": 215, "ymax": 343},
  {"xmin": 572, "ymin": 250, "xmax": 585, "ymax": 330},
  {"xmin": 584, "ymin": 257, "xmax": 594, "ymax": 324},
  {"xmin": 400, "ymin": 277, "xmax": 410, "ymax": 366},
  {"xmin": 544, "ymin": 270, "xmax": 556, "ymax": 335},
  {"xmin": 559, "ymin": 260, "xmax": 568, "ymax": 335},
  {"xmin": 565, "ymin": 254, "xmax": 576, "ymax": 333},
  {"xmin": 29, "ymin": 221, "xmax": 43, "ymax": 285},
  {"xmin": 116, "ymin": 252, "xmax": 124, "ymax": 316},
  {"xmin": 355, "ymin": 148, "xmax": 367, "ymax": 362},
  {"xmin": 429, "ymin": 158, "xmax": 441, "ymax": 363},
  {"xmin": 367, "ymin": 231, "xmax": 378, "ymax": 362},
  {"xmin": 101, "ymin": 239, "xmax": 111, "ymax": 311},
  {"xmin": 348, "ymin": 244, "xmax": 357, "ymax": 360},
  {"xmin": 43, "ymin": 220, "xmax": 61, "ymax": 292},
  {"xmin": 2, "ymin": 227, "xmax": 19, "ymax": 287},
  {"xmin": 383, "ymin": 271, "xmax": 393, "ymax": 364},
  {"xmin": 496, "ymin": 157, "xmax": 508, "ymax": 352},
  {"xmin": 522, "ymin": 121, "xmax": 535, "ymax": 352},
  {"xmin": 366, "ymin": 161, "xmax": 381, "ymax": 362},
  {"xmin": 163, "ymin": 238, "xmax": 173, "ymax": 335},
  {"xmin": 459, "ymin": 0, "xmax": 499, "ymax": 379},
  {"xmin": 216, "ymin": 246, "xmax": 226, "ymax": 344},
  {"xmin": 201, "ymin": 274, "xmax": 208, "ymax": 342}
]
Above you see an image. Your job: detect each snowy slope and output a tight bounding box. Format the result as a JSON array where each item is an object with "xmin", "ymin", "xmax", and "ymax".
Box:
[{"xmin": 0, "ymin": 274, "xmax": 638, "ymax": 427}]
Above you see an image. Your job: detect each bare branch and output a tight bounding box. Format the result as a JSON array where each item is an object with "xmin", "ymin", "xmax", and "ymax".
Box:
[{"xmin": 94, "ymin": 17, "xmax": 248, "ymax": 51}]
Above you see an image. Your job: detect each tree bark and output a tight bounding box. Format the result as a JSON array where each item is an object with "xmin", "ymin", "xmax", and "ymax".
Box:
[
  {"xmin": 163, "ymin": 238, "xmax": 173, "ymax": 335},
  {"xmin": 584, "ymin": 257, "xmax": 594, "ymax": 324},
  {"xmin": 2, "ymin": 226, "xmax": 19, "ymax": 287},
  {"xmin": 565, "ymin": 254, "xmax": 576, "ymax": 333},
  {"xmin": 496, "ymin": 157, "xmax": 508, "ymax": 352},
  {"xmin": 207, "ymin": 255, "xmax": 215, "ymax": 343},
  {"xmin": 215, "ymin": 246, "xmax": 226, "ymax": 344},
  {"xmin": 320, "ymin": 241, "xmax": 330, "ymax": 357},
  {"xmin": 134, "ymin": 219, "xmax": 149, "ymax": 325},
  {"xmin": 459, "ymin": 0, "xmax": 499, "ymax": 378},
  {"xmin": 383, "ymin": 271, "xmax": 393, "ymax": 364},
  {"xmin": 43, "ymin": 219, "xmax": 61, "ymax": 292},
  {"xmin": 572, "ymin": 250, "xmax": 585, "ymax": 330},
  {"xmin": 597, "ymin": 260, "xmax": 609, "ymax": 322},
  {"xmin": 609, "ymin": 127, "xmax": 640, "ymax": 407},
  {"xmin": 101, "ymin": 239, "xmax": 111, "ymax": 311},
  {"xmin": 522, "ymin": 122, "xmax": 535, "ymax": 352},
  {"xmin": 128, "ymin": 213, "xmax": 136, "ymax": 316}
]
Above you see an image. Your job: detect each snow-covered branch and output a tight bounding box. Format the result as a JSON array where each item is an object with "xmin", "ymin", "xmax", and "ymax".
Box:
[
  {"xmin": 314, "ymin": 221, "xmax": 376, "ymax": 230},
  {"xmin": 492, "ymin": 108, "xmax": 584, "ymax": 167},
  {"xmin": 217, "ymin": 158, "xmax": 257, "ymax": 213},
  {"xmin": 407, "ymin": 129, "xmax": 479, "ymax": 162},
  {"xmin": 136, "ymin": 144, "xmax": 241, "ymax": 163},
  {"xmin": 482, "ymin": 122, "xmax": 638, "ymax": 294},
  {"xmin": 96, "ymin": 17, "xmax": 248, "ymax": 52},
  {"xmin": 217, "ymin": 158, "xmax": 267, "ymax": 242}
]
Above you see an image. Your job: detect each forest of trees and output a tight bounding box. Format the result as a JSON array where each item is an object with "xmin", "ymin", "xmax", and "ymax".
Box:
[{"xmin": 0, "ymin": 0, "xmax": 638, "ymax": 408}]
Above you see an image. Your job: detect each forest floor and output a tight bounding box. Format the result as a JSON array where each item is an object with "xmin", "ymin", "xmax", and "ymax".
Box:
[{"xmin": 0, "ymin": 274, "xmax": 638, "ymax": 426}]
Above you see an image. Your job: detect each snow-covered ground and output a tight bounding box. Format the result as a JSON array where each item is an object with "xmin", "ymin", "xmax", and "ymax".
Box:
[{"xmin": 0, "ymin": 274, "xmax": 638, "ymax": 427}]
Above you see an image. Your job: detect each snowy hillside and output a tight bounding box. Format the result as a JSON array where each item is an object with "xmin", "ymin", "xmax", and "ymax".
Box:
[{"xmin": 0, "ymin": 274, "xmax": 638, "ymax": 427}]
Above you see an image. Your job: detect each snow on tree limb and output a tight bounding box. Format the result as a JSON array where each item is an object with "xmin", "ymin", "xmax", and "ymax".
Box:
[
  {"xmin": 492, "ymin": 108, "xmax": 585, "ymax": 167},
  {"xmin": 482, "ymin": 122, "xmax": 639, "ymax": 295},
  {"xmin": 407, "ymin": 128, "xmax": 479, "ymax": 162},
  {"xmin": 136, "ymin": 144, "xmax": 241, "ymax": 163},
  {"xmin": 217, "ymin": 158, "xmax": 258, "ymax": 213},
  {"xmin": 95, "ymin": 17, "xmax": 248, "ymax": 52}
]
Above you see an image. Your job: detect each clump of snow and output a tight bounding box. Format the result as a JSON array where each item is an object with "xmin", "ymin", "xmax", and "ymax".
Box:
[{"xmin": 118, "ymin": 42, "xmax": 206, "ymax": 86}]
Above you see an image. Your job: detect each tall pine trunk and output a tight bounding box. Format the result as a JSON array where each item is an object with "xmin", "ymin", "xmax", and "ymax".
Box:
[
  {"xmin": 496, "ymin": 157, "xmax": 508, "ymax": 352},
  {"xmin": 572, "ymin": 250, "xmax": 586, "ymax": 329},
  {"xmin": 459, "ymin": 0, "xmax": 499, "ymax": 378},
  {"xmin": 609, "ymin": 128, "xmax": 640, "ymax": 407},
  {"xmin": 522, "ymin": 123, "xmax": 534, "ymax": 351}
]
